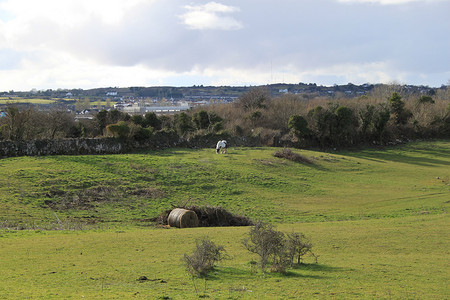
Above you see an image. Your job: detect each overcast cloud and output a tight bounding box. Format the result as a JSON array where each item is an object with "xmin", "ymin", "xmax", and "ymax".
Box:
[{"xmin": 0, "ymin": 0, "xmax": 449, "ymax": 90}]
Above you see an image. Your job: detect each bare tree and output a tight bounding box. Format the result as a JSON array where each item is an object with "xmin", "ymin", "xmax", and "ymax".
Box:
[
  {"xmin": 45, "ymin": 109, "xmax": 75, "ymax": 139},
  {"xmin": 242, "ymin": 221, "xmax": 285, "ymax": 272},
  {"xmin": 1, "ymin": 106, "xmax": 32, "ymax": 140},
  {"xmin": 235, "ymin": 87, "xmax": 270, "ymax": 111}
]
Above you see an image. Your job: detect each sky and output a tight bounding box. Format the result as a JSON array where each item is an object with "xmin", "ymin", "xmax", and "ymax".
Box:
[{"xmin": 0, "ymin": 0, "xmax": 449, "ymax": 91}]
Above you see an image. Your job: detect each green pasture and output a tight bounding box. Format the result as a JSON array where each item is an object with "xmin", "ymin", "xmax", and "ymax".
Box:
[
  {"xmin": 0, "ymin": 215, "xmax": 448, "ymax": 299},
  {"xmin": 0, "ymin": 98, "xmax": 62, "ymax": 105},
  {"xmin": 0, "ymin": 140, "xmax": 449, "ymax": 298},
  {"xmin": 0, "ymin": 97, "xmax": 113, "ymax": 106},
  {"xmin": 0, "ymin": 141, "xmax": 448, "ymax": 227}
]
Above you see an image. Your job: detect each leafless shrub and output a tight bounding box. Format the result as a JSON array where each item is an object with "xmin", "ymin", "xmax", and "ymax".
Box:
[
  {"xmin": 242, "ymin": 221, "xmax": 285, "ymax": 272},
  {"xmin": 183, "ymin": 237, "xmax": 227, "ymax": 277},
  {"xmin": 285, "ymin": 232, "xmax": 316, "ymax": 266}
]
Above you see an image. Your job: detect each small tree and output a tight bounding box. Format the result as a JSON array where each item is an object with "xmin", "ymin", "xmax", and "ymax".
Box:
[
  {"xmin": 372, "ymin": 104, "xmax": 391, "ymax": 143},
  {"xmin": 1, "ymin": 106, "xmax": 30, "ymax": 140},
  {"xmin": 192, "ymin": 110, "xmax": 210, "ymax": 130},
  {"xmin": 94, "ymin": 110, "xmax": 109, "ymax": 134},
  {"xmin": 307, "ymin": 105, "xmax": 334, "ymax": 147},
  {"xmin": 183, "ymin": 237, "xmax": 226, "ymax": 277},
  {"xmin": 174, "ymin": 112, "xmax": 193, "ymax": 136},
  {"xmin": 45, "ymin": 109, "xmax": 74, "ymax": 139},
  {"xmin": 236, "ymin": 88, "xmax": 270, "ymax": 111},
  {"xmin": 334, "ymin": 106, "xmax": 357, "ymax": 146},
  {"xmin": 388, "ymin": 92, "xmax": 411, "ymax": 125},
  {"xmin": 285, "ymin": 232, "xmax": 314, "ymax": 266},
  {"xmin": 359, "ymin": 104, "xmax": 375, "ymax": 139}
]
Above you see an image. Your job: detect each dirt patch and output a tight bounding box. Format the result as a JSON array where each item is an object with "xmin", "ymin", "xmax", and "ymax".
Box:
[
  {"xmin": 127, "ymin": 187, "xmax": 165, "ymax": 198},
  {"xmin": 43, "ymin": 186, "xmax": 120, "ymax": 210}
]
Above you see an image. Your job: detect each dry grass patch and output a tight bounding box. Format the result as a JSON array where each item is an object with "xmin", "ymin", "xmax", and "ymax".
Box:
[{"xmin": 273, "ymin": 148, "xmax": 313, "ymax": 164}]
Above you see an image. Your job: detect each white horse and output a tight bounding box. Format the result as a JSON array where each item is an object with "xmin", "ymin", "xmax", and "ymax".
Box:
[{"xmin": 216, "ymin": 140, "xmax": 227, "ymax": 154}]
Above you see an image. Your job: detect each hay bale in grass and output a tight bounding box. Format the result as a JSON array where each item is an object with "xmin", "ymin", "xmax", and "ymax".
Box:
[
  {"xmin": 154, "ymin": 205, "xmax": 253, "ymax": 227},
  {"xmin": 168, "ymin": 208, "xmax": 199, "ymax": 228}
]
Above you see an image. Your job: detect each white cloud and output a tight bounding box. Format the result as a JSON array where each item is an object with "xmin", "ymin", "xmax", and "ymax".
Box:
[
  {"xmin": 0, "ymin": 0, "xmax": 449, "ymax": 90},
  {"xmin": 180, "ymin": 2, "xmax": 243, "ymax": 30},
  {"xmin": 0, "ymin": 49, "xmax": 183, "ymax": 90},
  {"xmin": 0, "ymin": 0, "xmax": 149, "ymax": 26}
]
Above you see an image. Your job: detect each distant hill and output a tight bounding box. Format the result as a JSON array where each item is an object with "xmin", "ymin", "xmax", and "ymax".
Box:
[{"xmin": 1, "ymin": 83, "xmax": 441, "ymax": 100}]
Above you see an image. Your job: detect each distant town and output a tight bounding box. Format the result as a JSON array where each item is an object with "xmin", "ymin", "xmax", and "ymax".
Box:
[{"xmin": 0, "ymin": 83, "xmax": 443, "ymax": 119}]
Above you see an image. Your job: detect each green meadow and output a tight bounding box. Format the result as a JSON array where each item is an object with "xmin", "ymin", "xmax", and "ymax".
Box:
[
  {"xmin": 0, "ymin": 141, "xmax": 449, "ymax": 299},
  {"xmin": 0, "ymin": 97, "xmax": 113, "ymax": 106},
  {"xmin": 0, "ymin": 98, "xmax": 60, "ymax": 105}
]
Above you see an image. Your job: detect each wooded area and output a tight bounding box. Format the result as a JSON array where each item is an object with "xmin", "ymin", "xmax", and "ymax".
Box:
[{"xmin": 1, "ymin": 85, "xmax": 449, "ymax": 149}]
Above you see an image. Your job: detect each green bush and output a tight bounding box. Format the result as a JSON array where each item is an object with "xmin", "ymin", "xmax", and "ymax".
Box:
[
  {"xmin": 388, "ymin": 92, "xmax": 412, "ymax": 125},
  {"xmin": 132, "ymin": 125, "xmax": 153, "ymax": 141},
  {"xmin": 106, "ymin": 121, "xmax": 130, "ymax": 139},
  {"xmin": 417, "ymin": 95, "xmax": 434, "ymax": 104},
  {"xmin": 288, "ymin": 115, "xmax": 309, "ymax": 139}
]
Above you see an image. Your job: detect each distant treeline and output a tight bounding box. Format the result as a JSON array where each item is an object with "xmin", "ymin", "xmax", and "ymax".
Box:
[{"xmin": 1, "ymin": 84, "xmax": 449, "ymax": 149}]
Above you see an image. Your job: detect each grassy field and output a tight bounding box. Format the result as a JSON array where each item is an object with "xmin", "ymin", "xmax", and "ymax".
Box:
[
  {"xmin": 0, "ymin": 141, "xmax": 449, "ymax": 298},
  {"xmin": 0, "ymin": 98, "xmax": 63, "ymax": 105},
  {"xmin": 0, "ymin": 97, "xmax": 113, "ymax": 106}
]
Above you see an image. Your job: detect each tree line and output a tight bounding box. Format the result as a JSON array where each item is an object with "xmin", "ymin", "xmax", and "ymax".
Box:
[{"xmin": 1, "ymin": 84, "xmax": 449, "ymax": 148}]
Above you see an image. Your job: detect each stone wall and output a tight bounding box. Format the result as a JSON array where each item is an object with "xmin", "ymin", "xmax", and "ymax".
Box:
[
  {"xmin": 0, "ymin": 134, "xmax": 260, "ymax": 158},
  {"xmin": 0, "ymin": 138, "xmax": 124, "ymax": 157}
]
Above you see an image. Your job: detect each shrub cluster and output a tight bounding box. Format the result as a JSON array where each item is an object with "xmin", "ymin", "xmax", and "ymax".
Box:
[
  {"xmin": 200, "ymin": 86, "xmax": 449, "ymax": 147},
  {"xmin": 183, "ymin": 222, "xmax": 315, "ymax": 280}
]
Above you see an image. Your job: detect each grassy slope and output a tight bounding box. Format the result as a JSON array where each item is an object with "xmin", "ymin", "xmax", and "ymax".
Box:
[
  {"xmin": 0, "ymin": 141, "xmax": 448, "ymax": 227},
  {"xmin": 0, "ymin": 140, "xmax": 449, "ymax": 298}
]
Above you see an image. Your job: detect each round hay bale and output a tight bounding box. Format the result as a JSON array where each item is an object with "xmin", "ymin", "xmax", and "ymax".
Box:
[{"xmin": 168, "ymin": 208, "xmax": 199, "ymax": 228}]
